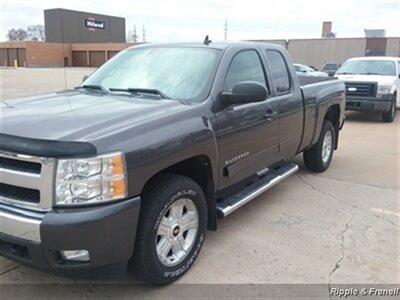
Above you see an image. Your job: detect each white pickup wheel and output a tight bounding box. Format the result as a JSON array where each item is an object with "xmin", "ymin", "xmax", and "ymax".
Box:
[
  {"xmin": 382, "ymin": 97, "xmax": 396, "ymax": 123},
  {"xmin": 303, "ymin": 120, "xmax": 335, "ymax": 172}
]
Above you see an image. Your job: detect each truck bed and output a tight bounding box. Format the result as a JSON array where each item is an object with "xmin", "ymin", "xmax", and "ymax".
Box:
[
  {"xmin": 298, "ymin": 77, "xmax": 345, "ymax": 153},
  {"xmin": 298, "ymin": 76, "xmax": 336, "ymax": 86}
]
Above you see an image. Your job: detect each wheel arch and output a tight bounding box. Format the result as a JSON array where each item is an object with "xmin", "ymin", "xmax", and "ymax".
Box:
[
  {"xmin": 324, "ymin": 104, "xmax": 341, "ymax": 149},
  {"xmin": 141, "ymin": 155, "xmax": 218, "ymax": 231}
]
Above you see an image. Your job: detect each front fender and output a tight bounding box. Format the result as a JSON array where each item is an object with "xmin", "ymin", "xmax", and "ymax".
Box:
[{"xmin": 123, "ymin": 116, "xmax": 219, "ymax": 197}]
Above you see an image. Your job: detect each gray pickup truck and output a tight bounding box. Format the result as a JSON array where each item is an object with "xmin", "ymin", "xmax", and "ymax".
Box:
[{"xmin": 0, "ymin": 42, "xmax": 345, "ymax": 284}]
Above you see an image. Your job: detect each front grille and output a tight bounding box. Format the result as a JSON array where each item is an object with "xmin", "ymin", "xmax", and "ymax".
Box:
[
  {"xmin": 0, "ymin": 151, "xmax": 55, "ymax": 210},
  {"xmin": 0, "ymin": 182, "xmax": 40, "ymax": 203},
  {"xmin": 0, "ymin": 157, "xmax": 41, "ymax": 174},
  {"xmin": 345, "ymin": 82, "xmax": 377, "ymax": 97}
]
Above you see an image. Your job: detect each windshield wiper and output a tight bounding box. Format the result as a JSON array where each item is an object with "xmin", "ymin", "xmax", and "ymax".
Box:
[
  {"xmin": 109, "ymin": 88, "xmax": 170, "ymax": 99},
  {"xmin": 75, "ymin": 85, "xmax": 109, "ymax": 94},
  {"xmin": 336, "ymin": 72, "xmax": 353, "ymax": 75}
]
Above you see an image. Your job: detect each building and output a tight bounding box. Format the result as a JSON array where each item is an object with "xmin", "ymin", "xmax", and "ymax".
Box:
[
  {"xmin": 1, "ymin": 17, "xmax": 399, "ymax": 68},
  {"xmin": 254, "ymin": 37, "xmax": 400, "ymax": 69},
  {"xmin": 0, "ymin": 8, "xmax": 135, "ymax": 67},
  {"xmin": 44, "ymin": 8, "xmax": 126, "ymax": 43},
  {"xmin": 321, "ymin": 21, "xmax": 336, "ymax": 38},
  {"xmin": 2, "ymin": 37, "xmax": 399, "ymax": 68},
  {"xmin": 252, "ymin": 22, "xmax": 399, "ymax": 68},
  {"xmin": 0, "ymin": 41, "xmax": 138, "ymax": 67},
  {"xmin": 364, "ymin": 29, "xmax": 386, "ymax": 38}
]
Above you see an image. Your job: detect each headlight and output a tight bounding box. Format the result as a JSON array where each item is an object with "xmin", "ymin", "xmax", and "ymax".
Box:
[
  {"xmin": 55, "ymin": 152, "xmax": 127, "ymax": 206},
  {"xmin": 377, "ymin": 85, "xmax": 393, "ymax": 96}
]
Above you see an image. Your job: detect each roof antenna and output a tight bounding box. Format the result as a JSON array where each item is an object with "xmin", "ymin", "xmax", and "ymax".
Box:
[{"xmin": 203, "ymin": 35, "xmax": 212, "ymax": 45}]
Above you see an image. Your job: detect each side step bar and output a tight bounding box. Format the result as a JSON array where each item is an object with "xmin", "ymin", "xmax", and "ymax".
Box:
[{"xmin": 216, "ymin": 163, "xmax": 299, "ymax": 218}]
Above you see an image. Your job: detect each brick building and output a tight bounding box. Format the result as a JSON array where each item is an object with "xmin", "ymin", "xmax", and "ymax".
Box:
[
  {"xmin": 0, "ymin": 41, "xmax": 138, "ymax": 67},
  {"xmin": 1, "ymin": 12, "xmax": 399, "ymax": 69},
  {"xmin": 0, "ymin": 8, "xmax": 136, "ymax": 67}
]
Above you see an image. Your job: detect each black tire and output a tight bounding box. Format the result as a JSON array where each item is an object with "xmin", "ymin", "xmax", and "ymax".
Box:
[
  {"xmin": 131, "ymin": 173, "xmax": 207, "ymax": 284},
  {"xmin": 382, "ymin": 97, "xmax": 396, "ymax": 123},
  {"xmin": 303, "ymin": 120, "xmax": 335, "ymax": 172}
]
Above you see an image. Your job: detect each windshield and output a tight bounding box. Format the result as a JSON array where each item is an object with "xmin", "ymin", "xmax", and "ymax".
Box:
[
  {"xmin": 337, "ymin": 60, "xmax": 396, "ymax": 76},
  {"xmin": 83, "ymin": 46, "xmax": 221, "ymax": 101}
]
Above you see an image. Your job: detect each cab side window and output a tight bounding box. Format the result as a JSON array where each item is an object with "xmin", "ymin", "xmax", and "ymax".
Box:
[
  {"xmin": 266, "ymin": 50, "xmax": 291, "ymax": 94},
  {"xmin": 225, "ymin": 50, "xmax": 266, "ymax": 92}
]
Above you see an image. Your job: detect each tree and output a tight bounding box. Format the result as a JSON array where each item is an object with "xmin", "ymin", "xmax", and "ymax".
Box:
[
  {"xmin": 6, "ymin": 25, "xmax": 44, "ymax": 42},
  {"xmin": 7, "ymin": 28, "xmax": 28, "ymax": 41},
  {"xmin": 27, "ymin": 25, "xmax": 44, "ymax": 41},
  {"xmin": 6, "ymin": 29, "xmax": 16, "ymax": 41}
]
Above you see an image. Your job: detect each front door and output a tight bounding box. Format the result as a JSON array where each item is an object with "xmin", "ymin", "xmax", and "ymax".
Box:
[{"xmin": 212, "ymin": 49, "xmax": 280, "ymax": 190}]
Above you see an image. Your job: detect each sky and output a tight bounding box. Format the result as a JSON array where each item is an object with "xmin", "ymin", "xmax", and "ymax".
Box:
[{"xmin": 0, "ymin": 0, "xmax": 399, "ymax": 42}]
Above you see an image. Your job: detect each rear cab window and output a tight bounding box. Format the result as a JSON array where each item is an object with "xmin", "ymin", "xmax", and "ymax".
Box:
[{"xmin": 265, "ymin": 50, "xmax": 291, "ymax": 95}]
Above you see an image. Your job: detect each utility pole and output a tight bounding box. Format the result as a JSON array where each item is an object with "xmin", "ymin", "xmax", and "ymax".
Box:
[
  {"xmin": 224, "ymin": 20, "xmax": 228, "ymax": 40},
  {"xmin": 133, "ymin": 25, "xmax": 138, "ymax": 42},
  {"xmin": 142, "ymin": 24, "xmax": 146, "ymax": 42}
]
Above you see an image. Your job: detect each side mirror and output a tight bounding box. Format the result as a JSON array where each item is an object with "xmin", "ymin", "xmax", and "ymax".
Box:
[{"xmin": 222, "ymin": 81, "xmax": 268, "ymax": 105}]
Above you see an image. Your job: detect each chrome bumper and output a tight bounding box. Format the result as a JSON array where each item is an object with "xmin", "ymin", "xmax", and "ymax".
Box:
[{"xmin": 0, "ymin": 204, "xmax": 43, "ymax": 243}]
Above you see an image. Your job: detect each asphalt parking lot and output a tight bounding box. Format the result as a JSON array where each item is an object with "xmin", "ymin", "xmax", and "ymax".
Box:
[{"xmin": 0, "ymin": 68, "xmax": 398, "ymax": 294}]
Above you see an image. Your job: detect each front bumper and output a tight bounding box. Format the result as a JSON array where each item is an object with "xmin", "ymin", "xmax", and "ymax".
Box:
[
  {"xmin": 345, "ymin": 96, "xmax": 393, "ymax": 113},
  {"xmin": 0, "ymin": 197, "xmax": 140, "ymax": 276}
]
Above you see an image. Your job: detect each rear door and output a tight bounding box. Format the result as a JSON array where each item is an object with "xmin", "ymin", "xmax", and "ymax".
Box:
[
  {"xmin": 264, "ymin": 49, "xmax": 303, "ymax": 158},
  {"xmin": 213, "ymin": 48, "xmax": 280, "ymax": 189}
]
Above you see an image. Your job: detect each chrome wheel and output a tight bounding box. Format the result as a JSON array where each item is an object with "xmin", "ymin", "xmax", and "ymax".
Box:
[
  {"xmin": 156, "ymin": 198, "xmax": 199, "ymax": 267},
  {"xmin": 322, "ymin": 130, "xmax": 333, "ymax": 164}
]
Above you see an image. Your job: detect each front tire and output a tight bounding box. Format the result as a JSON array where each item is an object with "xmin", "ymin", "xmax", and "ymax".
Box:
[
  {"xmin": 382, "ymin": 98, "xmax": 396, "ymax": 123},
  {"xmin": 131, "ymin": 174, "xmax": 207, "ymax": 284},
  {"xmin": 303, "ymin": 120, "xmax": 335, "ymax": 172}
]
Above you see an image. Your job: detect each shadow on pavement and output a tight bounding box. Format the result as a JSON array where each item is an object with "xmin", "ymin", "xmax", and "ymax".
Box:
[{"xmin": 344, "ymin": 111, "xmax": 390, "ymax": 123}]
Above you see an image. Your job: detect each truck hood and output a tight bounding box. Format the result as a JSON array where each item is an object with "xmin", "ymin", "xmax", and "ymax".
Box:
[
  {"xmin": 335, "ymin": 74, "xmax": 397, "ymax": 86},
  {"xmin": 1, "ymin": 91, "xmax": 189, "ymax": 142}
]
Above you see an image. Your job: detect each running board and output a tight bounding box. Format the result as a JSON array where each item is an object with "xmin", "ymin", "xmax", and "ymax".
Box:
[{"xmin": 216, "ymin": 163, "xmax": 299, "ymax": 218}]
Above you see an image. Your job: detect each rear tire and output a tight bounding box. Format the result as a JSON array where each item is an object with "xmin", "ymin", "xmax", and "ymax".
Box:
[
  {"xmin": 303, "ymin": 120, "xmax": 335, "ymax": 172},
  {"xmin": 131, "ymin": 174, "xmax": 207, "ymax": 284},
  {"xmin": 382, "ymin": 98, "xmax": 396, "ymax": 123}
]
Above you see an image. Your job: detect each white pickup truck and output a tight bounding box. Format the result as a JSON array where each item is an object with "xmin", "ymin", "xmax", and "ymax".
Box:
[{"xmin": 335, "ymin": 56, "xmax": 400, "ymax": 122}]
